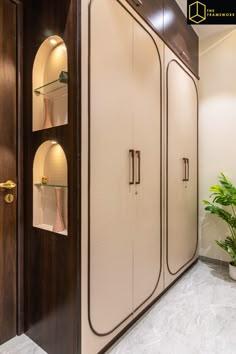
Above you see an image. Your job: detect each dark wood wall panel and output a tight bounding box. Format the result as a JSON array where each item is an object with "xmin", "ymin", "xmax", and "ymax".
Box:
[
  {"xmin": 23, "ymin": 1, "xmax": 81, "ymax": 354},
  {"xmin": 0, "ymin": 0, "xmax": 17, "ymax": 344}
]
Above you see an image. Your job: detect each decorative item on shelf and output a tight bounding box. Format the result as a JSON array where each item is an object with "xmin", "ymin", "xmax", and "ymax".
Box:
[
  {"xmin": 59, "ymin": 71, "xmax": 68, "ymax": 84},
  {"xmin": 34, "ymin": 71, "xmax": 68, "ymax": 96},
  {"xmin": 203, "ymin": 173, "xmax": 236, "ymax": 280},
  {"xmin": 41, "ymin": 176, "xmax": 48, "ymax": 184},
  {"xmin": 43, "ymin": 97, "xmax": 53, "ymax": 129},
  {"xmin": 52, "ymin": 187, "xmax": 66, "ymax": 233}
]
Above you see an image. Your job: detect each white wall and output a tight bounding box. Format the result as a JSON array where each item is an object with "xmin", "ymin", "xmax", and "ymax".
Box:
[{"xmin": 199, "ymin": 29, "xmax": 236, "ymax": 262}]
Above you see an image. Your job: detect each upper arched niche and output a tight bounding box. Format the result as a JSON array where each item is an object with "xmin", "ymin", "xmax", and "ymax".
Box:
[{"xmin": 33, "ymin": 35, "xmax": 68, "ymax": 131}]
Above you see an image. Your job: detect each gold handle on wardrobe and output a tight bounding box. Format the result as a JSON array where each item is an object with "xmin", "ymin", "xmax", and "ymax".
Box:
[
  {"xmin": 135, "ymin": 151, "xmax": 141, "ymax": 185},
  {"xmin": 0, "ymin": 180, "xmax": 17, "ymax": 190},
  {"xmin": 129, "ymin": 150, "xmax": 135, "ymax": 185},
  {"xmin": 182, "ymin": 158, "xmax": 189, "ymax": 182}
]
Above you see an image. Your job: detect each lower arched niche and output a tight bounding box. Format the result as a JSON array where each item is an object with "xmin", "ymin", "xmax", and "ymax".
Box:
[{"xmin": 33, "ymin": 141, "xmax": 68, "ymax": 235}]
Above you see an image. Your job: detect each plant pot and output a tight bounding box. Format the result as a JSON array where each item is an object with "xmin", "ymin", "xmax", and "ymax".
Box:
[{"xmin": 229, "ymin": 262, "xmax": 236, "ymax": 280}]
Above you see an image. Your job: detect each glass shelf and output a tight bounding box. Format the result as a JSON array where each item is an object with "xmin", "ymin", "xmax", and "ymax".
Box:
[
  {"xmin": 34, "ymin": 224, "xmax": 68, "ymax": 236},
  {"xmin": 33, "ymin": 141, "xmax": 68, "ymax": 236},
  {"xmin": 34, "ymin": 71, "xmax": 68, "ymax": 96},
  {"xmin": 34, "ymin": 183, "xmax": 68, "ymax": 188}
]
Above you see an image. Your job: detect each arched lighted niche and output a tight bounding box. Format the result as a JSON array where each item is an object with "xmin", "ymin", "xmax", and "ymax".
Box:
[
  {"xmin": 33, "ymin": 35, "xmax": 68, "ymax": 131},
  {"xmin": 33, "ymin": 141, "xmax": 68, "ymax": 235}
]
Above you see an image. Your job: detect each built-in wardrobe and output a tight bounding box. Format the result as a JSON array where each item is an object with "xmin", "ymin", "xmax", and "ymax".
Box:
[{"xmin": 22, "ymin": 0, "xmax": 198, "ymax": 353}]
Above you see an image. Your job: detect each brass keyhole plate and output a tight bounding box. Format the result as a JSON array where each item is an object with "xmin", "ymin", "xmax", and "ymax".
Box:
[{"xmin": 4, "ymin": 194, "xmax": 14, "ymax": 203}]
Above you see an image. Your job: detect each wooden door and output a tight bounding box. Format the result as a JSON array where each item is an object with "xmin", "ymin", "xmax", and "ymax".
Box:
[
  {"xmin": 166, "ymin": 47, "xmax": 198, "ymax": 276},
  {"xmin": 89, "ymin": 0, "xmax": 134, "ymax": 335},
  {"xmin": 0, "ymin": 0, "xmax": 17, "ymax": 344},
  {"xmin": 133, "ymin": 21, "xmax": 162, "ymax": 310}
]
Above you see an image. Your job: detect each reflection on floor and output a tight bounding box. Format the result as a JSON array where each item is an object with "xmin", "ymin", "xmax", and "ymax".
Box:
[
  {"xmin": 0, "ymin": 261, "xmax": 235, "ymax": 354},
  {"xmin": 108, "ymin": 261, "xmax": 236, "ymax": 354},
  {"xmin": 0, "ymin": 335, "xmax": 46, "ymax": 354}
]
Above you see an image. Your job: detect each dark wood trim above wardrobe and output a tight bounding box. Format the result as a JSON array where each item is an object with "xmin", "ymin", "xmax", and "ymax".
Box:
[
  {"xmin": 163, "ymin": 0, "xmax": 199, "ymax": 79},
  {"xmin": 126, "ymin": 0, "xmax": 164, "ymax": 38},
  {"xmin": 125, "ymin": 0, "xmax": 199, "ymax": 78}
]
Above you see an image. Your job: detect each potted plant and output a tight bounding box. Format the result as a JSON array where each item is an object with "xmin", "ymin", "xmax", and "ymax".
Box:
[{"xmin": 203, "ymin": 173, "xmax": 236, "ymax": 280}]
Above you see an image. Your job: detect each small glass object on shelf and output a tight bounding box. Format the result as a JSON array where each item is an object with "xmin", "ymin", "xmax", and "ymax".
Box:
[
  {"xmin": 41, "ymin": 176, "xmax": 48, "ymax": 184},
  {"xmin": 34, "ymin": 71, "xmax": 68, "ymax": 96}
]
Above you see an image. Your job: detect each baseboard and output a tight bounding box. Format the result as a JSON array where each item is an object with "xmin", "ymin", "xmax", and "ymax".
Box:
[{"xmin": 199, "ymin": 255, "xmax": 228, "ymax": 266}]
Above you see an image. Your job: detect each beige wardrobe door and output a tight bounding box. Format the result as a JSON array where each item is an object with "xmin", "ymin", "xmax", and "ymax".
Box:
[
  {"xmin": 166, "ymin": 48, "xmax": 198, "ymax": 276},
  {"xmin": 133, "ymin": 22, "xmax": 162, "ymax": 310},
  {"xmin": 89, "ymin": 0, "xmax": 134, "ymax": 335}
]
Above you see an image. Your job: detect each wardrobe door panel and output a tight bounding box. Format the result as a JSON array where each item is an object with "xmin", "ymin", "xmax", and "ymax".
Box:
[
  {"xmin": 166, "ymin": 51, "xmax": 198, "ymax": 276},
  {"xmin": 89, "ymin": 0, "xmax": 134, "ymax": 334},
  {"xmin": 133, "ymin": 22, "xmax": 162, "ymax": 309}
]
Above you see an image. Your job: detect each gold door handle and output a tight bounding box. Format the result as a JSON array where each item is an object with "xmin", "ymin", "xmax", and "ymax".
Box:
[{"xmin": 0, "ymin": 180, "xmax": 16, "ymax": 190}]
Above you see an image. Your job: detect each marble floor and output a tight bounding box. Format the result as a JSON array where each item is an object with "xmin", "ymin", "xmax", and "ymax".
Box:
[
  {"xmin": 0, "ymin": 335, "xmax": 46, "ymax": 354},
  {"xmin": 0, "ymin": 261, "xmax": 236, "ymax": 354},
  {"xmin": 108, "ymin": 261, "xmax": 236, "ymax": 354}
]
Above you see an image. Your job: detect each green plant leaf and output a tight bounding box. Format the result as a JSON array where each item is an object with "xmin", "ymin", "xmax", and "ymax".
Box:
[
  {"xmin": 204, "ymin": 173, "xmax": 236, "ymax": 262},
  {"xmin": 216, "ymin": 237, "xmax": 236, "ymax": 261},
  {"xmin": 204, "ymin": 203, "xmax": 236, "ymax": 227}
]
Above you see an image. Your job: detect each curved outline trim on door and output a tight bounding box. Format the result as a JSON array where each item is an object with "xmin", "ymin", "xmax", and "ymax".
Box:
[
  {"xmin": 166, "ymin": 59, "xmax": 199, "ymax": 276},
  {"xmin": 88, "ymin": 0, "xmax": 163, "ymax": 336}
]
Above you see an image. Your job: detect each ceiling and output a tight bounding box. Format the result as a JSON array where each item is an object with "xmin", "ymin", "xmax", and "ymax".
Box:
[{"xmin": 175, "ymin": 0, "xmax": 236, "ymax": 39}]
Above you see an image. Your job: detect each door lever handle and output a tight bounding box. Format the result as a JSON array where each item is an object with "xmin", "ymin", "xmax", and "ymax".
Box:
[{"xmin": 0, "ymin": 180, "xmax": 16, "ymax": 190}]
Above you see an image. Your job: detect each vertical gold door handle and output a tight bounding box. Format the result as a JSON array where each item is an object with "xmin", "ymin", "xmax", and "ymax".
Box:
[
  {"xmin": 135, "ymin": 151, "xmax": 141, "ymax": 185},
  {"xmin": 129, "ymin": 150, "xmax": 135, "ymax": 185}
]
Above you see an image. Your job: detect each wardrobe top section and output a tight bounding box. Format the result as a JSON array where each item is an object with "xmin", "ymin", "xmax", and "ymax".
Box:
[{"xmin": 126, "ymin": 0, "xmax": 199, "ymax": 78}]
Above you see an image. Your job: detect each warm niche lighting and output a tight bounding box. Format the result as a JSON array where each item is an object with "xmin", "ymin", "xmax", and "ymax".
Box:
[{"xmin": 50, "ymin": 37, "xmax": 58, "ymax": 45}]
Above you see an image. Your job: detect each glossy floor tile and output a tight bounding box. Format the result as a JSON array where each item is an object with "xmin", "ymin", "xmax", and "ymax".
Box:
[
  {"xmin": 0, "ymin": 335, "xmax": 46, "ymax": 354},
  {"xmin": 0, "ymin": 261, "xmax": 235, "ymax": 354},
  {"xmin": 108, "ymin": 261, "xmax": 236, "ymax": 354}
]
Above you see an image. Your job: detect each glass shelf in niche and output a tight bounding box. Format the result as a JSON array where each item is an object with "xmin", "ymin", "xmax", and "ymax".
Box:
[
  {"xmin": 34, "ymin": 224, "xmax": 68, "ymax": 236},
  {"xmin": 34, "ymin": 71, "xmax": 68, "ymax": 96},
  {"xmin": 34, "ymin": 183, "xmax": 68, "ymax": 188},
  {"xmin": 33, "ymin": 141, "xmax": 68, "ymax": 236},
  {"xmin": 33, "ymin": 36, "xmax": 68, "ymax": 131}
]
